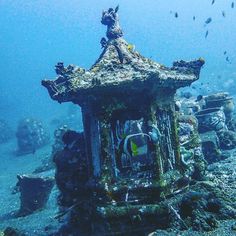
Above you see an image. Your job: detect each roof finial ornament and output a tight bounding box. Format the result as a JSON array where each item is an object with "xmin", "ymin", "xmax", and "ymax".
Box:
[{"xmin": 101, "ymin": 5, "xmax": 123, "ymax": 40}]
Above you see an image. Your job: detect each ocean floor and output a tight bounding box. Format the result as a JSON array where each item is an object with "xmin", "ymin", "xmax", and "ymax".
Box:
[
  {"xmin": 0, "ymin": 139, "xmax": 59, "ymax": 236},
  {"xmin": 0, "ymin": 139, "xmax": 236, "ymax": 236},
  {"xmin": 150, "ymin": 148, "xmax": 236, "ymax": 236}
]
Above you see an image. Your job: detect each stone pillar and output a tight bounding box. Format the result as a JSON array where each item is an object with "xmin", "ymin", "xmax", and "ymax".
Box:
[
  {"xmin": 81, "ymin": 105, "xmax": 93, "ymax": 177},
  {"xmin": 146, "ymin": 105, "xmax": 163, "ymax": 180},
  {"xmin": 90, "ymin": 115, "xmax": 101, "ymax": 177},
  {"xmin": 170, "ymin": 110, "xmax": 182, "ymax": 171},
  {"xmin": 82, "ymin": 104, "xmax": 101, "ymax": 177},
  {"xmin": 99, "ymin": 121, "xmax": 114, "ymax": 184}
]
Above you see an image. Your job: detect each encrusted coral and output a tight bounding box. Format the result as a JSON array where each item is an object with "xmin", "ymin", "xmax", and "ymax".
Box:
[
  {"xmin": 16, "ymin": 118, "xmax": 50, "ymax": 155},
  {"xmin": 218, "ymin": 130, "xmax": 236, "ymax": 150}
]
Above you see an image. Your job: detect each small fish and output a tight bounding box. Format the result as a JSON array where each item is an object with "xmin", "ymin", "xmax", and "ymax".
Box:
[
  {"xmin": 122, "ymin": 133, "xmax": 151, "ymax": 158},
  {"xmin": 222, "ymin": 11, "xmax": 226, "ymax": 17},
  {"xmin": 175, "ymin": 12, "xmax": 178, "ymax": 18},
  {"xmin": 131, "ymin": 141, "xmax": 139, "ymax": 156},
  {"xmin": 224, "ymin": 51, "xmax": 227, "ymax": 55},
  {"xmin": 231, "ymin": 2, "xmax": 235, "ymax": 8},
  {"xmin": 115, "ymin": 5, "xmax": 119, "ymax": 13},
  {"xmin": 205, "ymin": 17, "xmax": 212, "ymax": 24},
  {"xmin": 195, "ymin": 95, "xmax": 203, "ymax": 102},
  {"xmin": 193, "ymin": 16, "xmax": 196, "ymax": 21},
  {"xmin": 205, "ymin": 30, "xmax": 209, "ymax": 38},
  {"xmin": 127, "ymin": 44, "xmax": 135, "ymax": 52},
  {"xmin": 226, "ymin": 56, "xmax": 231, "ymax": 63},
  {"xmin": 211, "ymin": 0, "xmax": 215, "ymax": 5}
]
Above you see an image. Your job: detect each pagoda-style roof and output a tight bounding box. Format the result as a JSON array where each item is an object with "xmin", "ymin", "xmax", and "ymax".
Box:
[{"xmin": 42, "ymin": 7, "xmax": 204, "ymax": 106}]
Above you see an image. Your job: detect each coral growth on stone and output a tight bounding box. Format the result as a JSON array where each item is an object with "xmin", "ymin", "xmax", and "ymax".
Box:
[{"xmin": 16, "ymin": 118, "xmax": 50, "ymax": 155}]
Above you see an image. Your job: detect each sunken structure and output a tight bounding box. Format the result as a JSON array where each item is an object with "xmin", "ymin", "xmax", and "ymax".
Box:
[
  {"xmin": 42, "ymin": 6, "xmax": 205, "ymax": 236},
  {"xmin": 16, "ymin": 118, "xmax": 50, "ymax": 155}
]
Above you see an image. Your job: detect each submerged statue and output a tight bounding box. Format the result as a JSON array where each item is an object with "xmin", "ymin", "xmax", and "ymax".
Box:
[
  {"xmin": 42, "ymin": 6, "xmax": 208, "ymax": 236},
  {"xmin": 101, "ymin": 6, "xmax": 123, "ymax": 40},
  {"xmin": 100, "ymin": 5, "xmax": 127, "ymax": 63}
]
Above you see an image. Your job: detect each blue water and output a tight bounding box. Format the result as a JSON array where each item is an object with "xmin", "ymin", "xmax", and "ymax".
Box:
[
  {"xmin": 0, "ymin": 0, "xmax": 235, "ymax": 126},
  {"xmin": 0, "ymin": 1, "xmax": 236, "ymax": 235}
]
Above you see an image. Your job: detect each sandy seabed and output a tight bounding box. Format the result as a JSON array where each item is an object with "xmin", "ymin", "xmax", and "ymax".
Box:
[{"xmin": 1, "ymin": 139, "xmax": 236, "ymax": 236}]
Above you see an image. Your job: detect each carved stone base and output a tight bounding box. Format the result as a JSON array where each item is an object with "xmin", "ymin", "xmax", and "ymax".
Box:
[{"xmin": 16, "ymin": 175, "xmax": 54, "ymax": 216}]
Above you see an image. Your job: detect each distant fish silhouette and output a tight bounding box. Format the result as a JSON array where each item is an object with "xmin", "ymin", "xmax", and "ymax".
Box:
[
  {"xmin": 224, "ymin": 51, "xmax": 227, "ymax": 55},
  {"xmin": 193, "ymin": 16, "xmax": 196, "ymax": 21},
  {"xmin": 196, "ymin": 95, "xmax": 203, "ymax": 102},
  {"xmin": 231, "ymin": 2, "xmax": 235, "ymax": 8},
  {"xmin": 222, "ymin": 11, "xmax": 226, "ymax": 17},
  {"xmin": 226, "ymin": 56, "xmax": 231, "ymax": 63},
  {"xmin": 205, "ymin": 17, "xmax": 212, "ymax": 25},
  {"xmin": 175, "ymin": 12, "xmax": 178, "ymax": 18},
  {"xmin": 115, "ymin": 5, "xmax": 119, "ymax": 13},
  {"xmin": 212, "ymin": 0, "xmax": 215, "ymax": 5},
  {"xmin": 205, "ymin": 30, "xmax": 209, "ymax": 38}
]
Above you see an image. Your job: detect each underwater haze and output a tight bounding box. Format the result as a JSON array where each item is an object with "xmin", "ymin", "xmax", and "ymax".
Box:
[
  {"xmin": 1, "ymin": 0, "xmax": 236, "ymax": 236},
  {"xmin": 0, "ymin": 0, "xmax": 236, "ymax": 125}
]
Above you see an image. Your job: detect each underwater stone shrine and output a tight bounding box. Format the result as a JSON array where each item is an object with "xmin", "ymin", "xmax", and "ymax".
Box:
[{"xmin": 42, "ymin": 6, "xmax": 205, "ymax": 235}]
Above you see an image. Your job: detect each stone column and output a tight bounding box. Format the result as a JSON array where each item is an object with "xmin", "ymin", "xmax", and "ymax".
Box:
[{"xmin": 145, "ymin": 104, "xmax": 163, "ymax": 180}]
